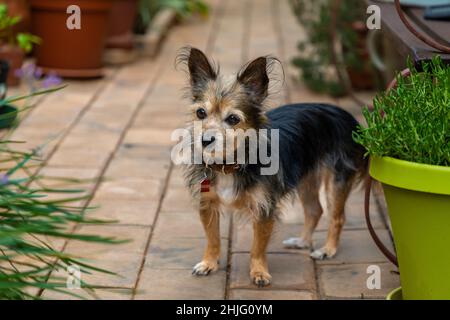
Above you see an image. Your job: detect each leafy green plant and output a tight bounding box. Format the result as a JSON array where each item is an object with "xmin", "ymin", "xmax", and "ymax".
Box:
[
  {"xmin": 290, "ymin": 0, "xmax": 371, "ymax": 96},
  {"xmin": 353, "ymin": 57, "xmax": 450, "ymax": 167},
  {"xmin": 161, "ymin": 0, "xmax": 209, "ymax": 18},
  {"xmin": 136, "ymin": 0, "xmax": 209, "ymax": 33},
  {"xmin": 0, "ymin": 4, "xmax": 40, "ymax": 53},
  {"xmin": 0, "ymin": 88, "xmax": 124, "ymax": 300}
]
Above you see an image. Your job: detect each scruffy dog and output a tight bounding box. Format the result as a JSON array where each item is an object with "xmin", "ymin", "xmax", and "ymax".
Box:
[{"xmin": 177, "ymin": 47, "xmax": 367, "ymax": 287}]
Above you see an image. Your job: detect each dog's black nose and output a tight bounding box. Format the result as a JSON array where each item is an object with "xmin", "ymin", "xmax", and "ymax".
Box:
[{"xmin": 202, "ymin": 136, "xmax": 215, "ymax": 147}]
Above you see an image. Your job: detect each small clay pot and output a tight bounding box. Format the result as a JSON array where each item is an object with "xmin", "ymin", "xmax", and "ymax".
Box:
[
  {"xmin": 30, "ymin": 0, "xmax": 114, "ymax": 78},
  {"xmin": 343, "ymin": 21, "xmax": 375, "ymax": 90},
  {"xmin": 0, "ymin": 45, "xmax": 24, "ymax": 86},
  {"xmin": 346, "ymin": 66, "xmax": 375, "ymax": 90},
  {"xmin": 0, "ymin": 104, "xmax": 18, "ymax": 128},
  {"xmin": 107, "ymin": 0, "xmax": 138, "ymax": 50}
]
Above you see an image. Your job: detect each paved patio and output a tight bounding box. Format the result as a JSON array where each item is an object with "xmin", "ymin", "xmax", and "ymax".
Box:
[{"xmin": 7, "ymin": 0, "xmax": 399, "ymax": 299}]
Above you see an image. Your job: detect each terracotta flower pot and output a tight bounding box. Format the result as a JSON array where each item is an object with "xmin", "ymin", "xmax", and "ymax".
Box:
[
  {"xmin": 107, "ymin": 0, "xmax": 138, "ymax": 50},
  {"xmin": 30, "ymin": 0, "xmax": 114, "ymax": 78},
  {"xmin": 344, "ymin": 21, "xmax": 375, "ymax": 91},
  {"xmin": 0, "ymin": 45, "xmax": 24, "ymax": 86}
]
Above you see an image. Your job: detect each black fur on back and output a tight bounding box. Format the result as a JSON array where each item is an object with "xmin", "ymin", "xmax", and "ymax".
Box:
[
  {"xmin": 184, "ymin": 103, "xmax": 368, "ymax": 218},
  {"xmin": 267, "ymin": 103, "xmax": 367, "ymax": 189}
]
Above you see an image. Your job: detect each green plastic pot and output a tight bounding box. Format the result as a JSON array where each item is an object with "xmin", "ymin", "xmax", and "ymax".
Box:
[
  {"xmin": 370, "ymin": 156, "xmax": 450, "ymax": 300},
  {"xmin": 387, "ymin": 287, "xmax": 403, "ymax": 300},
  {"xmin": 0, "ymin": 104, "xmax": 18, "ymax": 128}
]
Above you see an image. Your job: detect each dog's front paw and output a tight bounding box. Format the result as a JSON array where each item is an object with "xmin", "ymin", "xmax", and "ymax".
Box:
[
  {"xmin": 192, "ymin": 260, "xmax": 219, "ymax": 276},
  {"xmin": 250, "ymin": 271, "xmax": 272, "ymax": 288},
  {"xmin": 282, "ymin": 237, "xmax": 311, "ymax": 249},
  {"xmin": 310, "ymin": 246, "xmax": 337, "ymax": 260}
]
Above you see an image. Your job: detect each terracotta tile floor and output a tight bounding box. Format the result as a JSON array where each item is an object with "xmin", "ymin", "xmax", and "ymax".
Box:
[{"xmin": 5, "ymin": 0, "xmax": 399, "ymax": 300}]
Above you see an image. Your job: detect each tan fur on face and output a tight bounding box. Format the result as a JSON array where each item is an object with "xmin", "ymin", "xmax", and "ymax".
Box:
[
  {"xmin": 188, "ymin": 78, "xmax": 259, "ymax": 161},
  {"xmin": 189, "ymin": 80, "xmax": 250, "ymax": 128}
]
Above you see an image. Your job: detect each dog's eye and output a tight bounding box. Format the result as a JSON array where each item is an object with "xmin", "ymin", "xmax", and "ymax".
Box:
[
  {"xmin": 196, "ymin": 108, "xmax": 207, "ymax": 120},
  {"xmin": 225, "ymin": 114, "xmax": 240, "ymax": 126}
]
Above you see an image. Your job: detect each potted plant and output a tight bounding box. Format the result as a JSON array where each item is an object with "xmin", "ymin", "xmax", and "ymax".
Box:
[
  {"xmin": 290, "ymin": 0, "xmax": 379, "ymax": 96},
  {"xmin": 0, "ymin": 60, "xmax": 17, "ymax": 128},
  {"xmin": 0, "ymin": 61, "xmax": 63, "ymax": 129},
  {"xmin": 107, "ymin": 0, "xmax": 139, "ymax": 50},
  {"xmin": 0, "ymin": 3, "xmax": 40, "ymax": 86},
  {"xmin": 0, "ymin": 0, "xmax": 30, "ymax": 34},
  {"xmin": 134, "ymin": 0, "xmax": 209, "ymax": 34},
  {"xmin": 29, "ymin": 0, "xmax": 114, "ymax": 78},
  {"xmin": 104, "ymin": 0, "xmax": 139, "ymax": 65},
  {"xmin": 354, "ymin": 57, "xmax": 450, "ymax": 300}
]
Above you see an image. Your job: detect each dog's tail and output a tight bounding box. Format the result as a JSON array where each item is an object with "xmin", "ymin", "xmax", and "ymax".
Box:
[{"xmin": 353, "ymin": 146, "xmax": 370, "ymax": 190}]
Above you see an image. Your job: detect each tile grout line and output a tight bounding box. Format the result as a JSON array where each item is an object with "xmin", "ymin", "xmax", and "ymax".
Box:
[
  {"xmin": 240, "ymin": 0, "xmax": 252, "ymax": 64},
  {"xmin": 34, "ymin": 69, "xmax": 124, "ymax": 297},
  {"xmin": 131, "ymin": 161, "xmax": 173, "ymax": 299},
  {"xmin": 213, "ymin": 0, "xmax": 236, "ymax": 300},
  {"xmin": 37, "ymin": 60, "xmax": 165, "ymax": 297},
  {"xmin": 73, "ymin": 59, "xmax": 168, "ymax": 297},
  {"xmin": 1, "ymin": 72, "xmax": 118, "ymax": 187},
  {"xmin": 224, "ymin": 0, "xmax": 253, "ymax": 300},
  {"xmin": 132, "ymin": 0, "xmax": 226, "ymax": 299},
  {"xmin": 133, "ymin": 258, "xmax": 396, "ymax": 271},
  {"xmin": 270, "ymin": 0, "xmax": 291, "ymax": 104},
  {"xmin": 23, "ymin": 68, "xmax": 122, "ymax": 181},
  {"xmin": 5, "ymin": 67, "xmax": 123, "ymax": 298},
  {"xmin": 269, "ymin": 0, "xmax": 323, "ymax": 299},
  {"xmin": 1, "ymin": 92, "xmax": 50, "ymax": 140},
  {"xmin": 205, "ymin": 0, "xmax": 226, "ymax": 56},
  {"xmin": 272, "ymin": 0, "xmax": 322, "ymax": 299}
]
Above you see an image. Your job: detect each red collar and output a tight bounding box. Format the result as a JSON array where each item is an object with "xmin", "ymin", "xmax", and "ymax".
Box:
[{"xmin": 200, "ymin": 164, "xmax": 240, "ymax": 193}]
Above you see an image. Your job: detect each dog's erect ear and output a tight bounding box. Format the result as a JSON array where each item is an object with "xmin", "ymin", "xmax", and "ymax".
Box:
[
  {"xmin": 178, "ymin": 47, "xmax": 217, "ymax": 100},
  {"xmin": 188, "ymin": 48, "xmax": 217, "ymax": 83},
  {"xmin": 237, "ymin": 57, "xmax": 269, "ymax": 104}
]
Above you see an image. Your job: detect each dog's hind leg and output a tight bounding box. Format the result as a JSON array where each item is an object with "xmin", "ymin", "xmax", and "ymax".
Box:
[
  {"xmin": 192, "ymin": 198, "xmax": 221, "ymax": 276},
  {"xmin": 283, "ymin": 170, "xmax": 323, "ymax": 249},
  {"xmin": 310, "ymin": 175, "xmax": 352, "ymax": 260},
  {"xmin": 250, "ymin": 217, "xmax": 274, "ymax": 287}
]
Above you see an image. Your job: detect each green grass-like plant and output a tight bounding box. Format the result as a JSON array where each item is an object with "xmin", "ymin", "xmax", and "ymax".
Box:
[
  {"xmin": 353, "ymin": 57, "xmax": 450, "ymax": 167},
  {"xmin": 0, "ymin": 88, "xmax": 124, "ymax": 300},
  {"xmin": 136, "ymin": 0, "xmax": 209, "ymax": 34}
]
